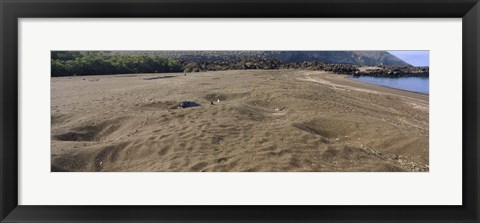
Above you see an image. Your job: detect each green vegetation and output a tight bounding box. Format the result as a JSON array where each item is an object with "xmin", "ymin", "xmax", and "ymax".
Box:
[
  {"xmin": 51, "ymin": 51, "xmax": 428, "ymax": 78},
  {"xmin": 51, "ymin": 52, "xmax": 183, "ymax": 77}
]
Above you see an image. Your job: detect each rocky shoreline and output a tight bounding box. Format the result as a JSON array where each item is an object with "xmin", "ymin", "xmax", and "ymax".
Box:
[
  {"xmin": 352, "ymin": 66, "xmax": 429, "ymax": 78},
  {"xmin": 52, "ymin": 51, "xmax": 428, "ymax": 78},
  {"xmin": 181, "ymin": 58, "xmax": 429, "ymax": 78}
]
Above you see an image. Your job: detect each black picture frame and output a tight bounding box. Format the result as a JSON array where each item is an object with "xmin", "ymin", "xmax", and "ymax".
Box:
[{"xmin": 1, "ymin": 0, "xmax": 479, "ymax": 222}]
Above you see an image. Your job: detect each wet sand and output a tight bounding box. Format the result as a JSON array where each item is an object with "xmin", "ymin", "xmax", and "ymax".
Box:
[{"xmin": 51, "ymin": 70, "xmax": 429, "ymax": 172}]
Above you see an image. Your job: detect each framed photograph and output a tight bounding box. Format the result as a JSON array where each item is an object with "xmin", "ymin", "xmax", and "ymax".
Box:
[{"xmin": 1, "ymin": 0, "xmax": 479, "ymax": 222}]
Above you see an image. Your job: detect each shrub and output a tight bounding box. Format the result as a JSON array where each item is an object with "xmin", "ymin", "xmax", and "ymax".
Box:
[{"xmin": 51, "ymin": 52, "xmax": 184, "ymax": 77}]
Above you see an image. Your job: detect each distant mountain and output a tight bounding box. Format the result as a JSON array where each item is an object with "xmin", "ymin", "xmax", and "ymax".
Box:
[
  {"xmin": 352, "ymin": 51, "xmax": 411, "ymax": 66},
  {"xmin": 106, "ymin": 51, "xmax": 410, "ymax": 66},
  {"xmin": 267, "ymin": 51, "xmax": 410, "ymax": 66}
]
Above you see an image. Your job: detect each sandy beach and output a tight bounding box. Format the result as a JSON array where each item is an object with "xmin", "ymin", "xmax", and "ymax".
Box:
[{"xmin": 51, "ymin": 69, "xmax": 428, "ymax": 172}]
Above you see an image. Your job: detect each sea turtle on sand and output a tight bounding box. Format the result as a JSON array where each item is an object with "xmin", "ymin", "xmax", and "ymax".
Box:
[{"xmin": 179, "ymin": 101, "xmax": 200, "ymax": 108}]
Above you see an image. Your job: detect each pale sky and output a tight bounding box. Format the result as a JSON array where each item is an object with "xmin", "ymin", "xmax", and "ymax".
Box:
[{"xmin": 388, "ymin": 51, "xmax": 429, "ymax": 67}]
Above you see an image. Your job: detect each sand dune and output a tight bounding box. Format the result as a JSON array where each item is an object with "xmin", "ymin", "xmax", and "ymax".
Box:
[{"xmin": 51, "ymin": 70, "xmax": 428, "ymax": 172}]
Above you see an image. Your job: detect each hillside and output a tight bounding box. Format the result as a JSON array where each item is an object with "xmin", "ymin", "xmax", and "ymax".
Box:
[
  {"xmin": 107, "ymin": 51, "xmax": 410, "ymax": 66},
  {"xmin": 52, "ymin": 51, "xmax": 427, "ymax": 77}
]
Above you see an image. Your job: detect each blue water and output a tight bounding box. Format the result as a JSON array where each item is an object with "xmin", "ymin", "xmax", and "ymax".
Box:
[{"xmin": 349, "ymin": 76, "xmax": 429, "ymax": 94}]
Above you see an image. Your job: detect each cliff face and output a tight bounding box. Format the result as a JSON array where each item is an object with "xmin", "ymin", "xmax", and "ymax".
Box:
[
  {"xmin": 273, "ymin": 51, "xmax": 409, "ymax": 66},
  {"xmin": 108, "ymin": 51, "xmax": 410, "ymax": 66},
  {"xmin": 352, "ymin": 51, "xmax": 411, "ymax": 66}
]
